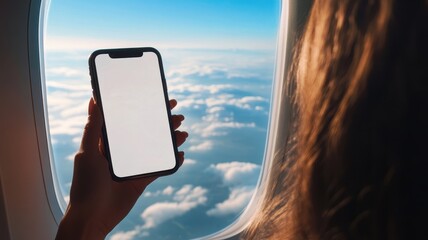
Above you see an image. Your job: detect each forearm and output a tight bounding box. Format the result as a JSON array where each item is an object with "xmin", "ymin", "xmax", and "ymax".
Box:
[{"xmin": 56, "ymin": 205, "xmax": 107, "ymax": 240}]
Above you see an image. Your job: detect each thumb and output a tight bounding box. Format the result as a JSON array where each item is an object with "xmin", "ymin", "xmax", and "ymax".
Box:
[{"xmin": 80, "ymin": 97, "xmax": 103, "ymax": 153}]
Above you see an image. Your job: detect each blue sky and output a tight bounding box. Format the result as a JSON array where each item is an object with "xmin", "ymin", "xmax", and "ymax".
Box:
[
  {"xmin": 44, "ymin": 1, "xmax": 281, "ymax": 239},
  {"xmin": 46, "ymin": 0, "xmax": 280, "ymax": 50}
]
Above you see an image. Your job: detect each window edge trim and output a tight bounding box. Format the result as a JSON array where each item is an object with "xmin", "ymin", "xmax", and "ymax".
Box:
[{"xmin": 28, "ymin": 0, "xmax": 65, "ymax": 225}]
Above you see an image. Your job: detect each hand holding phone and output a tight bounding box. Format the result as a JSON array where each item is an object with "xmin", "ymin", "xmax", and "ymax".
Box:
[
  {"xmin": 56, "ymin": 98, "xmax": 188, "ymax": 239},
  {"xmin": 89, "ymin": 47, "xmax": 180, "ymax": 180}
]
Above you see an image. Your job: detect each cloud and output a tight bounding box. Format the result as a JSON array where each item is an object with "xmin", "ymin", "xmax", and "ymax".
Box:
[
  {"xmin": 46, "ymin": 91, "xmax": 81, "ymax": 108},
  {"xmin": 58, "ymin": 101, "xmax": 88, "ymax": 118},
  {"xmin": 45, "ymin": 36, "xmax": 276, "ymax": 53},
  {"xmin": 206, "ymin": 106, "xmax": 225, "ymax": 114},
  {"xmin": 171, "ymin": 98, "xmax": 206, "ymax": 111},
  {"xmin": 64, "ymin": 195, "xmax": 70, "ymax": 204},
  {"xmin": 162, "ymin": 186, "xmax": 175, "ymax": 195},
  {"xmin": 66, "ymin": 154, "xmax": 75, "ymax": 161},
  {"xmin": 205, "ymin": 95, "xmax": 267, "ymax": 110},
  {"xmin": 183, "ymin": 96, "xmax": 259, "ymax": 138},
  {"xmin": 192, "ymin": 121, "xmax": 256, "ymax": 137},
  {"xmin": 206, "ymin": 162, "xmax": 260, "ymax": 218},
  {"xmin": 143, "ymin": 191, "xmax": 160, "ymax": 197},
  {"xmin": 167, "ymin": 64, "xmax": 228, "ymax": 80},
  {"xmin": 173, "ymin": 185, "xmax": 207, "ymax": 202},
  {"xmin": 44, "ymin": 84, "xmax": 90, "ymax": 139},
  {"xmin": 110, "ymin": 185, "xmax": 207, "ymax": 238},
  {"xmin": 141, "ymin": 185, "xmax": 207, "ymax": 229},
  {"xmin": 44, "ymin": 44, "xmax": 274, "ymax": 240},
  {"xmin": 45, "ymin": 37, "xmax": 154, "ymax": 52},
  {"xmin": 142, "ymin": 203, "xmax": 192, "ymax": 228},
  {"xmin": 46, "ymin": 81, "xmax": 91, "ymax": 92},
  {"xmin": 173, "ymin": 93, "xmax": 268, "ymax": 112},
  {"xmin": 50, "ymin": 137, "xmax": 58, "ymax": 145},
  {"xmin": 143, "ymin": 186, "xmax": 176, "ymax": 197},
  {"xmin": 109, "ymin": 229, "xmax": 140, "ymax": 240},
  {"xmin": 164, "ymin": 53, "xmax": 274, "ymax": 83},
  {"xmin": 48, "ymin": 114, "xmax": 86, "ymax": 136},
  {"xmin": 206, "ymin": 187, "xmax": 254, "ymax": 216},
  {"xmin": 44, "ymin": 51, "xmax": 269, "ymax": 149},
  {"xmin": 255, "ymin": 106, "xmax": 264, "ymax": 111},
  {"xmin": 169, "ymin": 83, "xmax": 234, "ymax": 94},
  {"xmin": 72, "ymin": 136, "xmax": 82, "ymax": 144},
  {"xmin": 46, "ymin": 67, "xmax": 87, "ymax": 78},
  {"xmin": 209, "ymin": 161, "xmax": 260, "ymax": 186},
  {"xmin": 188, "ymin": 141, "xmax": 213, "ymax": 152},
  {"xmin": 183, "ymin": 158, "xmax": 197, "ymax": 165}
]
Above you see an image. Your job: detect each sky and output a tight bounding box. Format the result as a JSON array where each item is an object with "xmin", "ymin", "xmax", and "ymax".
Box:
[
  {"xmin": 45, "ymin": 0, "xmax": 280, "ymax": 50},
  {"xmin": 44, "ymin": 0, "xmax": 281, "ymax": 239}
]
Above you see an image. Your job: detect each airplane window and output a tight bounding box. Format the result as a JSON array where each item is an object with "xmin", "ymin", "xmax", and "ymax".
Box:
[{"xmin": 43, "ymin": 0, "xmax": 281, "ymax": 239}]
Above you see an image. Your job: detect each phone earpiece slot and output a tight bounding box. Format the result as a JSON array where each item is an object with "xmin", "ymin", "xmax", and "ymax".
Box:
[{"xmin": 108, "ymin": 49, "xmax": 144, "ymax": 59}]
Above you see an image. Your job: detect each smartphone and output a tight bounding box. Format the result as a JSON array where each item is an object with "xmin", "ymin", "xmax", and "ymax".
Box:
[{"xmin": 89, "ymin": 47, "xmax": 179, "ymax": 180}]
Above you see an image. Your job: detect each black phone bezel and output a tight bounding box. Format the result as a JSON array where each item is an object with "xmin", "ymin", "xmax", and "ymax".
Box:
[{"xmin": 88, "ymin": 47, "xmax": 180, "ymax": 181}]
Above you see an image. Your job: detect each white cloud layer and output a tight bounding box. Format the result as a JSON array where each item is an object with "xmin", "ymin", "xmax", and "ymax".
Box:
[
  {"xmin": 165, "ymin": 54, "xmax": 273, "ymax": 83},
  {"xmin": 64, "ymin": 195, "xmax": 70, "ymax": 205},
  {"xmin": 205, "ymin": 95, "xmax": 267, "ymax": 109},
  {"xmin": 143, "ymin": 186, "xmax": 176, "ymax": 197},
  {"xmin": 66, "ymin": 154, "xmax": 75, "ymax": 161},
  {"xmin": 206, "ymin": 162, "xmax": 260, "ymax": 217},
  {"xmin": 207, "ymin": 187, "xmax": 254, "ymax": 216},
  {"xmin": 171, "ymin": 93, "xmax": 267, "ymax": 112},
  {"xmin": 45, "ymin": 48, "xmax": 271, "ymax": 238},
  {"xmin": 183, "ymin": 158, "xmax": 197, "ymax": 165},
  {"xmin": 46, "ymin": 87, "xmax": 90, "ymax": 138},
  {"xmin": 46, "ymin": 67, "xmax": 87, "ymax": 78},
  {"xmin": 209, "ymin": 161, "xmax": 260, "ymax": 186},
  {"xmin": 169, "ymin": 83, "xmax": 234, "ymax": 94},
  {"xmin": 45, "ymin": 36, "xmax": 275, "ymax": 52},
  {"xmin": 48, "ymin": 114, "xmax": 86, "ymax": 136},
  {"xmin": 192, "ymin": 121, "xmax": 256, "ymax": 138},
  {"xmin": 162, "ymin": 186, "xmax": 175, "ymax": 195},
  {"xmin": 188, "ymin": 141, "xmax": 213, "ymax": 152},
  {"xmin": 109, "ymin": 229, "xmax": 139, "ymax": 240},
  {"xmin": 141, "ymin": 185, "xmax": 207, "ymax": 229}
]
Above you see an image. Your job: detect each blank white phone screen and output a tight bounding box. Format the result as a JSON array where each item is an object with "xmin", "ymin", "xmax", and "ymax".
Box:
[{"xmin": 95, "ymin": 52, "xmax": 176, "ymax": 178}]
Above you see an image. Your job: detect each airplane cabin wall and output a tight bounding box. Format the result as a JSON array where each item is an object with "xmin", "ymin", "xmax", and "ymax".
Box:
[{"xmin": 0, "ymin": 0, "xmax": 58, "ymax": 239}]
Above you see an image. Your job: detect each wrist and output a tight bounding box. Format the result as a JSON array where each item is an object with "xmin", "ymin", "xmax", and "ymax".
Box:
[{"xmin": 56, "ymin": 205, "xmax": 108, "ymax": 240}]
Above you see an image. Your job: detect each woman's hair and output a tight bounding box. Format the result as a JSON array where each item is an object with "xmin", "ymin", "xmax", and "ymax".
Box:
[{"xmin": 245, "ymin": 0, "xmax": 427, "ymax": 239}]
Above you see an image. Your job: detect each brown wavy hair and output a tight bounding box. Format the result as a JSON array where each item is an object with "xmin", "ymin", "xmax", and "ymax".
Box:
[{"xmin": 245, "ymin": 0, "xmax": 428, "ymax": 239}]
